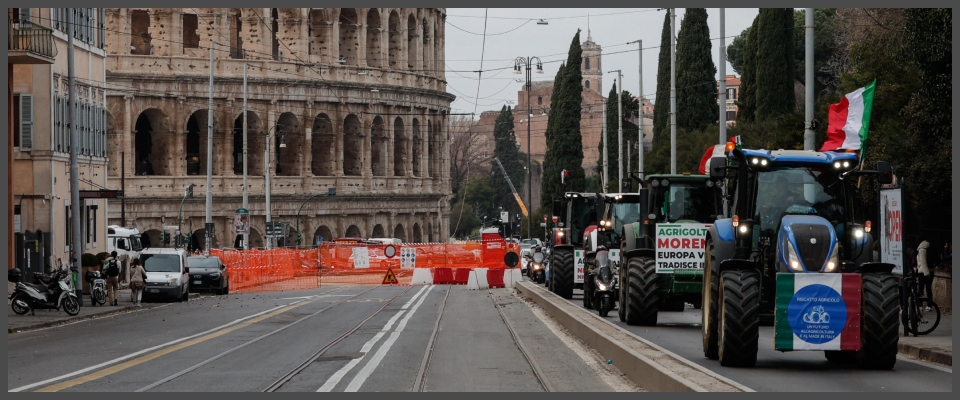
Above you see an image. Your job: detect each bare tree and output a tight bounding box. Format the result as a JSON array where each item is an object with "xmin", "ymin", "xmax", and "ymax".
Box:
[{"xmin": 448, "ymin": 115, "xmax": 488, "ymax": 198}]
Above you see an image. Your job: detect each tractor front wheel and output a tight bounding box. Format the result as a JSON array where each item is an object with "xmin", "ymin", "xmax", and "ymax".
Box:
[
  {"xmin": 718, "ymin": 269, "xmax": 760, "ymax": 368},
  {"xmin": 625, "ymin": 257, "xmax": 658, "ymax": 326},
  {"xmin": 856, "ymin": 272, "xmax": 899, "ymax": 370}
]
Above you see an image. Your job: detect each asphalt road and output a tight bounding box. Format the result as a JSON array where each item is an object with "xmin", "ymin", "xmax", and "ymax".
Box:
[
  {"xmin": 8, "ymin": 284, "xmax": 635, "ymax": 392},
  {"xmin": 549, "ymin": 283, "xmax": 952, "ymax": 392}
]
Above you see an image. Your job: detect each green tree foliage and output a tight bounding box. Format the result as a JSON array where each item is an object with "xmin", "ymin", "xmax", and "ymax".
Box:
[
  {"xmin": 736, "ymin": 15, "xmax": 759, "ymax": 123},
  {"xmin": 652, "ymin": 12, "xmax": 672, "ymax": 144},
  {"xmin": 643, "ymin": 125, "xmax": 718, "ymax": 176},
  {"xmin": 676, "ymin": 8, "xmax": 718, "ymax": 132},
  {"xmin": 491, "ymin": 105, "xmax": 526, "ymax": 216},
  {"xmin": 792, "ymin": 9, "xmax": 839, "ymax": 97},
  {"xmin": 755, "ymin": 8, "xmax": 796, "ymax": 120},
  {"xmin": 599, "ymin": 84, "xmax": 640, "ymax": 192},
  {"xmin": 449, "ymin": 202, "xmax": 481, "ymax": 238},
  {"xmin": 726, "ymin": 25, "xmax": 750, "ymax": 75},
  {"xmin": 459, "ymin": 175, "xmax": 498, "ymax": 225},
  {"xmin": 541, "ymin": 30, "xmax": 586, "ymax": 210}
]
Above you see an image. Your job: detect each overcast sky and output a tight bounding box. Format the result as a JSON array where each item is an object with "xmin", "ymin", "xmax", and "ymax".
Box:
[{"xmin": 443, "ymin": 8, "xmax": 759, "ymax": 118}]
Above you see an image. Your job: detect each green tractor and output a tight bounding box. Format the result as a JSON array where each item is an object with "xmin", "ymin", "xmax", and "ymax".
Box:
[
  {"xmin": 581, "ymin": 193, "xmax": 643, "ymax": 311},
  {"xmin": 701, "ymin": 147, "xmax": 898, "ymax": 369},
  {"xmin": 618, "ymin": 174, "xmax": 724, "ymax": 325}
]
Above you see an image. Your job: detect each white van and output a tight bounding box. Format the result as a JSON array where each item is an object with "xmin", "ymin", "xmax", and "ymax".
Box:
[
  {"xmin": 107, "ymin": 225, "xmax": 144, "ymax": 261},
  {"xmin": 367, "ymin": 238, "xmax": 403, "ymax": 245},
  {"xmin": 139, "ymin": 247, "xmax": 190, "ymax": 302}
]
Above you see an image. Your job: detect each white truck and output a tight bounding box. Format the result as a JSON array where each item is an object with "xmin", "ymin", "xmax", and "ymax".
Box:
[{"xmin": 107, "ymin": 225, "xmax": 144, "ymax": 262}]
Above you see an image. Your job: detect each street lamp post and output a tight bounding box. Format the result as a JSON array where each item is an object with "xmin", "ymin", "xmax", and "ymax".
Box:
[
  {"xmin": 295, "ymin": 188, "xmax": 336, "ymax": 247},
  {"xmin": 265, "ymin": 124, "xmax": 287, "ymax": 249},
  {"xmin": 514, "ymin": 56, "xmax": 543, "ymax": 239}
]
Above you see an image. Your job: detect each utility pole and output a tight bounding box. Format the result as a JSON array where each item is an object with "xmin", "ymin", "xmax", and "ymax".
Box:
[
  {"xmin": 515, "ymin": 56, "xmax": 542, "ymax": 239},
  {"xmin": 670, "ymin": 8, "xmax": 677, "ymax": 174},
  {"xmin": 617, "ymin": 70, "xmax": 624, "ymax": 191},
  {"xmin": 242, "ymin": 64, "xmax": 249, "ymax": 249},
  {"xmin": 205, "ymin": 40, "xmax": 214, "ymax": 255},
  {"xmin": 265, "ymin": 127, "xmax": 272, "ymax": 250},
  {"xmin": 634, "ymin": 39, "xmax": 645, "ymax": 181},
  {"xmin": 804, "ymin": 8, "xmax": 815, "ymax": 151},
  {"xmin": 68, "ymin": 9, "xmax": 83, "ymax": 303},
  {"xmin": 120, "ymin": 152, "xmax": 125, "ymax": 226},
  {"xmin": 719, "ymin": 8, "xmax": 727, "ymax": 144},
  {"xmin": 602, "ymin": 98, "xmax": 608, "ymax": 193}
]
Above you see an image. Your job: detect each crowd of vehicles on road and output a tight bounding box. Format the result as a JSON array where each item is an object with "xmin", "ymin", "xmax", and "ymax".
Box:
[{"xmin": 534, "ymin": 141, "xmax": 904, "ymax": 370}]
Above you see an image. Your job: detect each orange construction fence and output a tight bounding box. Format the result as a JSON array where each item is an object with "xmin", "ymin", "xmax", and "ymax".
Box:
[{"xmin": 211, "ymin": 241, "xmax": 517, "ymax": 291}]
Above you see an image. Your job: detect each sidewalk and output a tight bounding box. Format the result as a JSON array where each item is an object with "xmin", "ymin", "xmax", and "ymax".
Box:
[
  {"xmin": 898, "ymin": 311, "xmax": 953, "ymax": 366},
  {"xmin": 8, "ymin": 286, "xmax": 170, "ymax": 334}
]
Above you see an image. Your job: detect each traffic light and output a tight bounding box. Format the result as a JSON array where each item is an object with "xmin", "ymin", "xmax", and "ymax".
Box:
[
  {"xmin": 296, "ymin": 232, "xmax": 302, "ymax": 245},
  {"xmin": 161, "ymin": 232, "xmax": 170, "ymax": 244},
  {"xmin": 185, "ymin": 185, "xmax": 194, "ymax": 198}
]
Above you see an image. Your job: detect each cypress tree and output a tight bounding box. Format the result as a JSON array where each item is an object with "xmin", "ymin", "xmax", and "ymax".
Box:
[
  {"xmin": 652, "ymin": 12, "xmax": 672, "ymax": 144},
  {"xmin": 736, "ymin": 15, "xmax": 759, "ymax": 124},
  {"xmin": 491, "ymin": 105, "xmax": 525, "ymax": 216},
  {"xmin": 755, "ymin": 8, "xmax": 796, "ymax": 120},
  {"xmin": 675, "ymin": 8, "xmax": 717, "ymax": 132},
  {"xmin": 602, "ymin": 83, "xmax": 620, "ymax": 192},
  {"xmin": 540, "ymin": 30, "xmax": 586, "ymax": 210}
]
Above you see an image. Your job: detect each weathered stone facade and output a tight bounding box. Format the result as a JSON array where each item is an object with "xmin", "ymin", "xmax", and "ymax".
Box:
[{"xmin": 103, "ymin": 8, "xmax": 454, "ymax": 248}]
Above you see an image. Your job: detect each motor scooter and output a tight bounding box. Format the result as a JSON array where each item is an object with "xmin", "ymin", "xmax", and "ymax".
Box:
[
  {"xmin": 85, "ymin": 269, "xmax": 107, "ymax": 306},
  {"xmin": 586, "ymin": 247, "xmax": 617, "ymax": 317},
  {"xmin": 529, "ymin": 247, "xmax": 547, "ymax": 284},
  {"xmin": 9, "ymin": 266, "xmax": 81, "ymax": 316}
]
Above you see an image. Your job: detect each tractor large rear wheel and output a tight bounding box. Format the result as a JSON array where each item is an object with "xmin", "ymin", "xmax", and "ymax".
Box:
[
  {"xmin": 702, "ymin": 239, "xmax": 720, "ymax": 359},
  {"xmin": 625, "ymin": 257, "xmax": 658, "ymax": 326},
  {"xmin": 856, "ymin": 273, "xmax": 899, "ymax": 370},
  {"xmin": 551, "ymin": 248, "xmax": 575, "ymax": 299},
  {"xmin": 718, "ymin": 269, "xmax": 759, "ymax": 368}
]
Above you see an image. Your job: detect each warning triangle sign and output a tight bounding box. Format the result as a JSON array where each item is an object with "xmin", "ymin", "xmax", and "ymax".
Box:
[{"xmin": 382, "ymin": 268, "xmax": 399, "ymax": 285}]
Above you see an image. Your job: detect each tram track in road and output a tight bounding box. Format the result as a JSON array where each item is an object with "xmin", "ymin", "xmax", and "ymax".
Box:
[
  {"xmin": 490, "ymin": 290, "xmax": 556, "ymax": 392},
  {"xmin": 262, "ymin": 286, "xmax": 415, "ymax": 392},
  {"xmin": 134, "ymin": 285, "xmax": 383, "ymax": 392},
  {"xmin": 412, "ymin": 285, "xmax": 452, "ymax": 392}
]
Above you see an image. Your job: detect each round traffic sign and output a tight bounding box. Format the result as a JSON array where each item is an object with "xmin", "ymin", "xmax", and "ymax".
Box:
[
  {"xmin": 504, "ymin": 252, "xmax": 519, "ymax": 268},
  {"xmin": 384, "ymin": 245, "xmax": 397, "ymax": 258}
]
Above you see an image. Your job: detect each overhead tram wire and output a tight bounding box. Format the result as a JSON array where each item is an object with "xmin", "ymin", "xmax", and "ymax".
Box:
[{"xmin": 473, "ymin": 9, "xmax": 490, "ymax": 116}]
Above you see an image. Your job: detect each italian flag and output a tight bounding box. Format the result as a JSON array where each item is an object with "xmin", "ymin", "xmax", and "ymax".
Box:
[
  {"xmin": 774, "ymin": 273, "xmax": 861, "ymax": 351},
  {"xmin": 820, "ymin": 80, "xmax": 876, "ymax": 153}
]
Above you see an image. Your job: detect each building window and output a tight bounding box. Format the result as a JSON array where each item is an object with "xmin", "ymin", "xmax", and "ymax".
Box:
[
  {"xmin": 726, "ymin": 110, "xmax": 737, "ymax": 121},
  {"xmin": 727, "ymin": 88, "xmax": 737, "ymax": 101},
  {"xmin": 131, "ymin": 10, "xmax": 152, "ymax": 55},
  {"xmin": 14, "ymin": 94, "xmax": 33, "ymax": 151},
  {"xmin": 183, "ymin": 13, "xmax": 200, "ymax": 49},
  {"xmin": 537, "ymin": 96, "xmax": 542, "ymax": 105},
  {"xmin": 585, "ymin": 80, "xmax": 590, "ymax": 89},
  {"xmin": 585, "ymin": 57, "xmax": 590, "ymax": 70}
]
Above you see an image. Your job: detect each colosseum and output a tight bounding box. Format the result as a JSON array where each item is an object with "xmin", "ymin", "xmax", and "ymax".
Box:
[{"xmin": 103, "ymin": 8, "xmax": 454, "ymax": 249}]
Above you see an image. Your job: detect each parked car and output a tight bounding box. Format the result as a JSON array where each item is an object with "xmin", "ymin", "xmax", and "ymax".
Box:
[
  {"xmin": 519, "ymin": 248, "xmax": 533, "ymax": 274},
  {"xmin": 140, "ymin": 247, "xmax": 190, "ymax": 302},
  {"xmin": 187, "ymin": 255, "xmax": 229, "ymax": 295}
]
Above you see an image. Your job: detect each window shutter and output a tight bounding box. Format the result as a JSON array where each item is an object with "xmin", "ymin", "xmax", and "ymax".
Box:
[
  {"xmin": 19, "ymin": 8, "xmax": 31, "ymax": 23},
  {"xmin": 99, "ymin": 9, "xmax": 106, "ymax": 49},
  {"xmin": 19, "ymin": 94, "xmax": 33, "ymax": 151}
]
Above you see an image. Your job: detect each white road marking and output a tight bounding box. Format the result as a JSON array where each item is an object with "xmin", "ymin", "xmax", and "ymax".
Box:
[
  {"xmin": 317, "ymin": 286, "xmax": 431, "ymax": 392},
  {"xmin": 896, "ymin": 354, "xmax": 953, "ymax": 373},
  {"xmin": 344, "ymin": 285, "xmax": 435, "ymax": 392},
  {"xmin": 9, "ymin": 301, "xmax": 304, "ymax": 392}
]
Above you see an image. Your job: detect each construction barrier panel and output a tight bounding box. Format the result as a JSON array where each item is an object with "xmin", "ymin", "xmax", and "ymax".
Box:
[
  {"xmin": 487, "ymin": 269, "xmax": 506, "ymax": 288},
  {"xmin": 210, "ymin": 241, "xmax": 518, "ymax": 291}
]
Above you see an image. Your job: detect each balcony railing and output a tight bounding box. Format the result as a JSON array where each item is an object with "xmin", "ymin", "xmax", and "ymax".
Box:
[{"xmin": 9, "ymin": 20, "xmax": 58, "ymax": 61}]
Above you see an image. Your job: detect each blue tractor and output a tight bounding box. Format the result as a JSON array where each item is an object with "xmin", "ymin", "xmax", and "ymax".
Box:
[{"xmin": 701, "ymin": 146, "xmax": 899, "ymax": 369}]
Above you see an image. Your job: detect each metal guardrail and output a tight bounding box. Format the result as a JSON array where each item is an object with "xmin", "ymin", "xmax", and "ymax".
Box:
[{"xmin": 9, "ymin": 20, "xmax": 58, "ymax": 59}]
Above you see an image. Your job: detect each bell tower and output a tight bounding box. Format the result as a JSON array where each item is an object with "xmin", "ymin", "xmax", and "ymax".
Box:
[{"xmin": 581, "ymin": 23, "xmax": 602, "ymax": 95}]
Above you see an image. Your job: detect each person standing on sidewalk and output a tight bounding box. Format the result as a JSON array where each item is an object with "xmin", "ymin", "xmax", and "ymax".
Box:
[
  {"xmin": 128, "ymin": 258, "xmax": 147, "ymax": 307},
  {"xmin": 917, "ymin": 239, "xmax": 933, "ymax": 310},
  {"xmin": 104, "ymin": 251, "xmax": 122, "ymax": 306}
]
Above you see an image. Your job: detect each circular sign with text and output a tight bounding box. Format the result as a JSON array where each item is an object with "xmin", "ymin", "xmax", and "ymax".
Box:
[
  {"xmin": 787, "ymin": 284, "xmax": 847, "ymax": 344},
  {"xmin": 384, "ymin": 245, "xmax": 397, "ymax": 258}
]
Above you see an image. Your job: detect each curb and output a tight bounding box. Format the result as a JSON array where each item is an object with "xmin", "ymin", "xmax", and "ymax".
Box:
[
  {"xmin": 898, "ymin": 342, "xmax": 952, "ymax": 366},
  {"xmin": 516, "ymin": 281, "xmax": 751, "ymax": 392},
  {"xmin": 8, "ymin": 306, "xmax": 141, "ymax": 334}
]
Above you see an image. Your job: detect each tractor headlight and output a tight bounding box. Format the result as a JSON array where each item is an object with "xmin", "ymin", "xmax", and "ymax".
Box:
[
  {"xmin": 853, "ymin": 227, "xmax": 864, "ymax": 239},
  {"xmin": 786, "ymin": 240, "xmax": 803, "ymax": 272},
  {"xmin": 557, "ymin": 231, "xmax": 565, "ymax": 237},
  {"xmin": 737, "ymin": 221, "xmax": 751, "ymax": 237},
  {"xmin": 824, "ymin": 243, "xmax": 840, "ymax": 273}
]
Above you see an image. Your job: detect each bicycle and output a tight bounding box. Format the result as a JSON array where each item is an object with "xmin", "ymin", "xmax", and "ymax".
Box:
[{"xmin": 901, "ymin": 269, "xmax": 940, "ymax": 336}]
